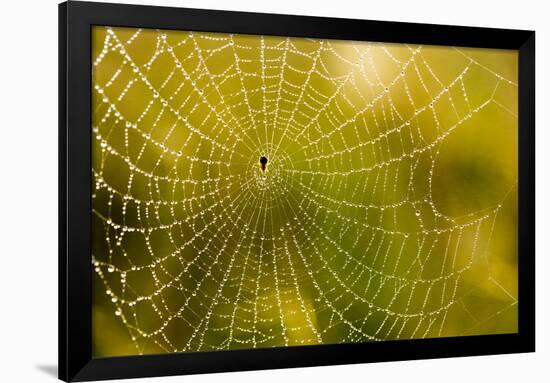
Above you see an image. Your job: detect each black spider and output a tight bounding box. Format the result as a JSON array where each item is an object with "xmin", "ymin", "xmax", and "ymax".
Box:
[{"xmin": 260, "ymin": 156, "xmax": 268, "ymax": 172}]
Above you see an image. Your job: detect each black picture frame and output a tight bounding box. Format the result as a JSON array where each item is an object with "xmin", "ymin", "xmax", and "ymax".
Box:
[{"xmin": 59, "ymin": 1, "xmax": 535, "ymax": 381}]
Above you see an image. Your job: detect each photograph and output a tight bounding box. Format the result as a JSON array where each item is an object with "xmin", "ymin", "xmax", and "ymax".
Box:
[{"xmin": 91, "ymin": 26, "xmax": 520, "ymax": 357}]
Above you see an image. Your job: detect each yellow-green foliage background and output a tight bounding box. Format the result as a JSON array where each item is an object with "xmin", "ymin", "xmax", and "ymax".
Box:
[{"xmin": 91, "ymin": 26, "xmax": 518, "ymax": 357}]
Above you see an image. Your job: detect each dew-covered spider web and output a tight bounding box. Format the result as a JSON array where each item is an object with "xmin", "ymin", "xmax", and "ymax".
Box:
[{"xmin": 91, "ymin": 26, "xmax": 519, "ymax": 356}]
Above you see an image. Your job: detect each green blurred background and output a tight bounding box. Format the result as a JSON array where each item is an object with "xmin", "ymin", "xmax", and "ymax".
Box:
[{"xmin": 91, "ymin": 26, "xmax": 518, "ymax": 357}]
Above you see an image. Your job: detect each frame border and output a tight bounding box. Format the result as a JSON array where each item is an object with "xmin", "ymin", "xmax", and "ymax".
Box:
[{"xmin": 59, "ymin": 1, "xmax": 535, "ymax": 381}]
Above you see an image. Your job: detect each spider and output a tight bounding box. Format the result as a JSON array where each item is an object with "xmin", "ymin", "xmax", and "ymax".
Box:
[{"xmin": 259, "ymin": 156, "xmax": 268, "ymax": 172}]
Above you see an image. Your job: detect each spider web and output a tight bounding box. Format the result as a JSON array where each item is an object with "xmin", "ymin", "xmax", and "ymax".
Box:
[{"xmin": 91, "ymin": 26, "xmax": 518, "ymax": 355}]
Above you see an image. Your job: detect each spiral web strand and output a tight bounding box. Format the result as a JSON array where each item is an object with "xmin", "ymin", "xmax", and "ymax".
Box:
[{"xmin": 91, "ymin": 26, "xmax": 518, "ymax": 356}]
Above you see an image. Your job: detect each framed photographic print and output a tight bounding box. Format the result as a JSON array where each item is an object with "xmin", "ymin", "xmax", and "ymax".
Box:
[{"xmin": 59, "ymin": 1, "xmax": 535, "ymax": 381}]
